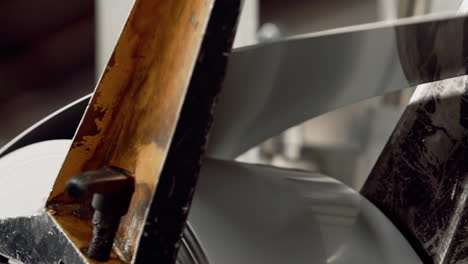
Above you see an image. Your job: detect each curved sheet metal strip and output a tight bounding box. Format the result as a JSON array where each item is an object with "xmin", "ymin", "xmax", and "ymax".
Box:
[
  {"xmin": 189, "ymin": 158, "xmax": 422, "ymax": 264},
  {"xmin": 3, "ymin": 13, "xmax": 468, "ymax": 162},
  {"xmin": 0, "ymin": 140, "xmax": 421, "ymax": 263},
  {"xmin": 207, "ymin": 13, "xmax": 468, "ymax": 159},
  {"xmin": 0, "ymin": 95, "xmax": 89, "ymax": 158}
]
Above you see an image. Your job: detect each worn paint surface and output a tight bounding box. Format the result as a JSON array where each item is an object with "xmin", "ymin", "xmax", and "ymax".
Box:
[{"xmin": 46, "ymin": 0, "xmax": 215, "ymax": 262}]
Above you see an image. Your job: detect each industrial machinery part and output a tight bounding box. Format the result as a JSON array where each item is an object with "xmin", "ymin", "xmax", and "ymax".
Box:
[
  {"xmin": 0, "ymin": 0, "xmax": 241, "ymax": 263},
  {"xmin": 362, "ymin": 75, "xmax": 468, "ymax": 264},
  {"xmin": 2, "ymin": 1, "xmax": 468, "ymax": 264},
  {"xmin": 0, "ymin": 139, "xmax": 421, "ymax": 263},
  {"xmin": 66, "ymin": 167, "xmax": 135, "ymax": 261}
]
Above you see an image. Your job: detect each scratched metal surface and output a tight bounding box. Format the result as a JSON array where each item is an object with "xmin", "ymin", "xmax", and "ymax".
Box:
[
  {"xmin": 362, "ymin": 76, "xmax": 468, "ymax": 264},
  {"xmin": 0, "ymin": 213, "xmax": 86, "ymax": 264}
]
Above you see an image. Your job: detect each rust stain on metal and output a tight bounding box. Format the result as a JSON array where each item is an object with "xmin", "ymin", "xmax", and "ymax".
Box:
[{"xmin": 46, "ymin": 0, "xmax": 215, "ymax": 262}]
